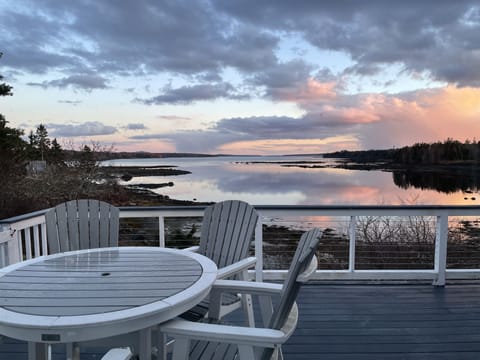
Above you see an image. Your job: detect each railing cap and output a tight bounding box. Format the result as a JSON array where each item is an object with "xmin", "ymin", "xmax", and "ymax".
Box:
[{"xmin": 2, "ymin": 204, "xmax": 480, "ymax": 225}]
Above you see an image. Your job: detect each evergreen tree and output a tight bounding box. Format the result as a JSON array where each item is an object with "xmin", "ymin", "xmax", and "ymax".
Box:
[
  {"xmin": 26, "ymin": 129, "xmax": 39, "ymax": 159},
  {"xmin": 0, "ymin": 52, "xmax": 26, "ymax": 172},
  {"xmin": 35, "ymin": 124, "xmax": 51, "ymax": 161},
  {"xmin": 0, "ymin": 52, "xmax": 13, "ymax": 97},
  {"xmin": 0, "ymin": 117, "xmax": 26, "ymax": 172},
  {"xmin": 49, "ymin": 138, "xmax": 64, "ymax": 164}
]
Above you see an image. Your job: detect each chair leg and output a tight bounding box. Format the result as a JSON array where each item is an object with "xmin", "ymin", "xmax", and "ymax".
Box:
[
  {"xmin": 172, "ymin": 337, "xmax": 190, "ymax": 360},
  {"xmin": 259, "ymin": 295, "xmax": 274, "ymax": 327},
  {"xmin": 241, "ymin": 293, "xmax": 255, "ymax": 327},
  {"xmin": 240, "ymin": 269, "xmax": 255, "ymax": 327}
]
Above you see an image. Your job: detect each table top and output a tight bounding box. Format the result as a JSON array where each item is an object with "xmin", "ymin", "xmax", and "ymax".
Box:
[{"xmin": 0, "ymin": 247, "xmax": 217, "ymax": 343}]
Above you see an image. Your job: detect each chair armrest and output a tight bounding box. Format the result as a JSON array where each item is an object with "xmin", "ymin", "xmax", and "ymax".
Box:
[
  {"xmin": 212, "ymin": 279, "xmax": 283, "ymax": 296},
  {"xmin": 160, "ymin": 318, "xmax": 288, "ymax": 347},
  {"xmin": 217, "ymin": 257, "xmax": 256, "ymax": 279},
  {"xmin": 182, "ymin": 245, "xmax": 199, "ymax": 252},
  {"xmin": 208, "ymin": 279, "xmax": 281, "ymax": 323}
]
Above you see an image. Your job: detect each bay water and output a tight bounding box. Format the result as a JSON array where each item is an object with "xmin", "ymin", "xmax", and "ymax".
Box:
[{"xmin": 103, "ymin": 155, "xmax": 478, "ymax": 206}]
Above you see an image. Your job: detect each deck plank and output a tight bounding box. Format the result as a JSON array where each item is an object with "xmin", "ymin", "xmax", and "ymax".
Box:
[{"xmin": 1, "ymin": 282, "xmax": 480, "ymax": 359}]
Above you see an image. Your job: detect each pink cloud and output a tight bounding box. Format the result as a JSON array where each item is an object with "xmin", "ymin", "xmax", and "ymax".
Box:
[
  {"xmin": 296, "ymin": 84, "xmax": 480, "ymax": 149},
  {"xmin": 273, "ymin": 78, "xmax": 337, "ymax": 103},
  {"xmin": 218, "ymin": 136, "xmax": 361, "ymax": 155},
  {"xmin": 357, "ymin": 86, "xmax": 480, "ymax": 149}
]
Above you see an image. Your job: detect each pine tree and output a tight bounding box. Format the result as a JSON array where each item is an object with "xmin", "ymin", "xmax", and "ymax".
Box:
[
  {"xmin": 35, "ymin": 124, "xmax": 51, "ymax": 161},
  {"xmin": 0, "ymin": 52, "xmax": 26, "ymax": 172},
  {"xmin": 49, "ymin": 138, "xmax": 64, "ymax": 164},
  {"xmin": 0, "ymin": 52, "xmax": 13, "ymax": 97}
]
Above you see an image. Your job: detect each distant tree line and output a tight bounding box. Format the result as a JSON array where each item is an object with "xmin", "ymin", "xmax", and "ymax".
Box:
[
  {"xmin": 323, "ymin": 149, "xmax": 397, "ymax": 163},
  {"xmin": 324, "ymin": 139, "xmax": 480, "ymax": 165},
  {"xmin": 392, "ymin": 139, "xmax": 480, "ymax": 165}
]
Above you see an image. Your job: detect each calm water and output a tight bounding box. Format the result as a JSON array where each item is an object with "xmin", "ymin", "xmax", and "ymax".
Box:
[{"xmin": 103, "ymin": 155, "xmax": 480, "ymax": 206}]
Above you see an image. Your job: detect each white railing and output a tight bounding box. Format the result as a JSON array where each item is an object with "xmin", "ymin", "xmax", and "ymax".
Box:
[{"xmin": 1, "ymin": 205, "xmax": 480, "ymax": 286}]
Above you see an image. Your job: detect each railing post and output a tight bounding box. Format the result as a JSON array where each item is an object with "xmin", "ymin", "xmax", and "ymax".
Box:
[
  {"xmin": 0, "ymin": 227, "xmax": 8, "ymax": 267},
  {"xmin": 254, "ymin": 219, "xmax": 263, "ymax": 282},
  {"xmin": 158, "ymin": 216, "xmax": 165, "ymax": 248},
  {"xmin": 349, "ymin": 216, "xmax": 356, "ymax": 272},
  {"xmin": 7, "ymin": 229, "xmax": 22, "ymax": 265},
  {"xmin": 24, "ymin": 228, "xmax": 32, "ymax": 260},
  {"xmin": 33, "ymin": 225, "xmax": 41, "ymax": 258},
  {"xmin": 41, "ymin": 223, "xmax": 48, "ymax": 256},
  {"xmin": 434, "ymin": 212, "xmax": 448, "ymax": 286}
]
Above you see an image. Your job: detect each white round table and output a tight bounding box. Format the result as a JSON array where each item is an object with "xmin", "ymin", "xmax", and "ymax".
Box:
[{"xmin": 0, "ymin": 247, "xmax": 217, "ymax": 359}]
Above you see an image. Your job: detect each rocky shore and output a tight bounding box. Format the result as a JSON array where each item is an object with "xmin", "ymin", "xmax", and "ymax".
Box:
[{"xmin": 100, "ymin": 164, "xmax": 208, "ymax": 207}]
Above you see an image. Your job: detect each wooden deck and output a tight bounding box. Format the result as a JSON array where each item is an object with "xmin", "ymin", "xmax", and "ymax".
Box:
[
  {"xmin": 288, "ymin": 281, "xmax": 480, "ymax": 359},
  {"xmin": 2, "ymin": 282, "xmax": 480, "ymax": 359}
]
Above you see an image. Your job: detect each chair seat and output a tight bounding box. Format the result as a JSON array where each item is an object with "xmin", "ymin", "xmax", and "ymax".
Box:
[{"xmin": 180, "ymin": 293, "xmax": 241, "ymax": 322}]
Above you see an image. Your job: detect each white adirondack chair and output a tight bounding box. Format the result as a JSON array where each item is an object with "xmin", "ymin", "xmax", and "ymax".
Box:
[
  {"xmin": 45, "ymin": 199, "xmax": 119, "ymax": 254},
  {"xmin": 181, "ymin": 200, "xmax": 259, "ymax": 325},
  {"xmin": 161, "ymin": 228, "xmax": 322, "ymax": 360},
  {"xmin": 40, "ymin": 200, "xmax": 120, "ymax": 358}
]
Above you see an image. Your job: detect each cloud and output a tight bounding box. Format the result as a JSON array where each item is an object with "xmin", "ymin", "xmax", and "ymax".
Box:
[
  {"xmin": 125, "ymin": 123, "xmax": 147, "ymax": 130},
  {"xmin": 138, "ymin": 82, "xmax": 249, "ymax": 105},
  {"xmin": 249, "ymin": 60, "xmax": 323, "ymax": 101},
  {"xmin": 217, "ymin": 136, "xmax": 360, "ymax": 155},
  {"xmin": 144, "ymin": 85, "xmax": 480, "ymax": 154},
  {"xmin": 3, "ymin": 1, "xmax": 480, "ymax": 95},
  {"xmin": 0, "ymin": 0, "xmax": 279, "ymax": 78},
  {"xmin": 157, "ymin": 115, "xmax": 192, "ymax": 121},
  {"xmin": 215, "ymin": 116, "xmax": 307, "ymax": 138},
  {"xmin": 58, "ymin": 100, "xmax": 82, "ymax": 105},
  {"xmin": 147, "ymin": 114, "xmax": 362, "ymax": 153},
  {"xmin": 214, "ymin": 0, "xmax": 480, "ymax": 87},
  {"xmin": 355, "ymin": 86, "xmax": 480, "ymax": 149},
  {"xmin": 271, "ymin": 78, "xmax": 338, "ymax": 105},
  {"xmin": 48, "ymin": 121, "xmax": 117, "ymax": 137},
  {"xmin": 28, "ymin": 74, "xmax": 109, "ymax": 91}
]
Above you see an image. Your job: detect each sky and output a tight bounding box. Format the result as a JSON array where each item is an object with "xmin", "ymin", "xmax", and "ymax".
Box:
[{"xmin": 1, "ymin": 0, "xmax": 480, "ymax": 155}]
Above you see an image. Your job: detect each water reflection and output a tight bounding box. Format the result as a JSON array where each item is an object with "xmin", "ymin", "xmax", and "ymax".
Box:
[
  {"xmin": 104, "ymin": 156, "xmax": 480, "ymax": 205},
  {"xmin": 392, "ymin": 170, "xmax": 480, "ymax": 196}
]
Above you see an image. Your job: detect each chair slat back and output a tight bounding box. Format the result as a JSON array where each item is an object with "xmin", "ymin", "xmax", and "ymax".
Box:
[
  {"xmin": 198, "ymin": 200, "xmax": 258, "ymax": 269},
  {"xmin": 45, "ymin": 199, "xmax": 119, "ymax": 254},
  {"xmin": 261, "ymin": 228, "xmax": 321, "ymax": 359}
]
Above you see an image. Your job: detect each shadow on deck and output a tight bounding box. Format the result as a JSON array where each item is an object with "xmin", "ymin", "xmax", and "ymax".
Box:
[{"xmin": 2, "ymin": 282, "xmax": 480, "ymax": 359}]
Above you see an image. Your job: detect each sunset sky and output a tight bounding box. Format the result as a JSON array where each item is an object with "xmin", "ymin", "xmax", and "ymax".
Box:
[{"xmin": 1, "ymin": 0, "xmax": 479, "ymax": 155}]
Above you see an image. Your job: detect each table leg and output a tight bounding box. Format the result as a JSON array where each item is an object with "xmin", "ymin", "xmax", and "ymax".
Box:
[
  {"xmin": 28, "ymin": 342, "xmax": 49, "ymax": 360},
  {"xmin": 138, "ymin": 328, "xmax": 152, "ymax": 360}
]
